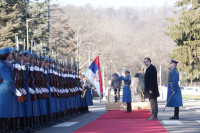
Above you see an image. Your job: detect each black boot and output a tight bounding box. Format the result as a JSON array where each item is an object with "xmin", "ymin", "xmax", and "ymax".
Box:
[
  {"xmin": 125, "ymin": 103, "xmax": 131, "ymax": 113},
  {"xmin": 170, "ymin": 107, "xmax": 179, "ymax": 119}
]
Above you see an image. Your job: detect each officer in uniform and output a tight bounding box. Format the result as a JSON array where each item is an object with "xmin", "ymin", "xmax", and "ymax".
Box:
[
  {"xmin": 167, "ymin": 59, "xmax": 183, "ymax": 119},
  {"xmin": 117, "ymin": 70, "xmax": 132, "ymax": 112},
  {"xmin": 0, "ymin": 47, "xmax": 16, "ymax": 132}
]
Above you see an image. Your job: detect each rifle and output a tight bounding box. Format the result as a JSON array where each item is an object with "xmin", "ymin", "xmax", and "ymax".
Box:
[
  {"xmin": 29, "ymin": 40, "xmax": 36, "ymax": 101},
  {"xmin": 63, "ymin": 63, "xmax": 68, "ymax": 98},
  {"xmin": 14, "ymin": 35, "xmax": 24, "ymax": 102},
  {"xmin": 21, "ymin": 39, "xmax": 28, "ymax": 101},
  {"xmin": 34, "ymin": 42, "xmax": 42, "ymax": 100},
  {"xmin": 39, "ymin": 44, "xmax": 46, "ymax": 99},
  {"xmin": 49, "ymin": 60, "xmax": 55, "ymax": 97},
  {"xmin": 44, "ymin": 52, "xmax": 49, "ymax": 99}
]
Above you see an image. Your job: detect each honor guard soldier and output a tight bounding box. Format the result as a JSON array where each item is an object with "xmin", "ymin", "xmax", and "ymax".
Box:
[
  {"xmin": 167, "ymin": 59, "xmax": 183, "ymax": 119},
  {"xmin": 0, "ymin": 47, "xmax": 16, "ymax": 132},
  {"xmin": 85, "ymin": 81, "xmax": 93, "ymax": 106},
  {"xmin": 117, "ymin": 70, "xmax": 132, "ymax": 113},
  {"xmin": 0, "ymin": 46, "xmax": 91, "ymax": 132}
]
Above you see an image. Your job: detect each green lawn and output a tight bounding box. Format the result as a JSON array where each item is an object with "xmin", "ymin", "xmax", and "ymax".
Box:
[{"xmin": 182, "ymin": 95, "xmax": 200, "ymax": 100}]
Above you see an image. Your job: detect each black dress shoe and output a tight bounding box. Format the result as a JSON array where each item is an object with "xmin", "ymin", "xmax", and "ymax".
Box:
[
  {"xmin": 124, "ymin": 111, "xmax": 131, "ymax": 113},
  {"xmin": 170, "ymin": 116, "xmax": 179, "ymax": 119},
  {"xmin": 147, "ymin": 116, "xmax": 157, "ymax": 120}
]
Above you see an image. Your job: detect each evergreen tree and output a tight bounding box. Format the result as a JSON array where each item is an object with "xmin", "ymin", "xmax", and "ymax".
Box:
[
  {"xmin": 166, "ymin": 0, "xmax": 200, "ymax": 84},
  {"xmin": 0, "ymin": 0, "xmax": 48, "ymax": 49},
  {"xmin": 0, "ymin": 0, "xmax": 20, "ymax": 47}
]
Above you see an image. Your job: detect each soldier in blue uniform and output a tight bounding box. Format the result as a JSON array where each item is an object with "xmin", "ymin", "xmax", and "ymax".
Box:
[
  {"xmin": 167, "ymin": 59, "xmax": 183, "ymax": 119},
  {"xmin": 117, "ymin": 70, "xmax": 132, "ymax": 112},
  {"xmin": 0, "ymin": 46, "xmax": 92, "ymax": 132},
  {"xmin": 0, "ymin": 47, "xmax": 16, "ymax": 132},
  {"xmin": 45, "ymin": 57, "xmax": 56, "ymax": 124},
  {"xmin": 85, "ymin": 81, "xmax": 93, "ymax": 106},
  {"xmin": 29, "ymin": 53, "xmax": 40, "ymax": 128},
  {"xmin": 22, "ymin": 50, "xmax": 33, "ymax": 130}
]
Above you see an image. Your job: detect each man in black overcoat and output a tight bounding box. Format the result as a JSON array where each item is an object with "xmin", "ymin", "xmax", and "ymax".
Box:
[
  {"xmin": 144, "ymin": 57, "xmax": 159, "ymax": 120},
  {"xmin": 111, "ymin": 73, "xmax": 122, "ymax": 102}
]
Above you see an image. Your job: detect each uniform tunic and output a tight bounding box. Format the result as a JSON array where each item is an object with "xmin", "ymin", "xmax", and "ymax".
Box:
[
  {"xmin": 167, "ymin": 67, "xmax": 183, "ymax": 107},
  {"xmin": 0, "ymin": 60, "xmax": 16, "ymax": 118},
  {"xmin": 14, "ymin": 62, "xmax": 24, "ymax": 117},
  {"xmin": 30, "ymin": 65, "xmax": 40, "ymax": 117},
  {"xmin": 24, "ymin": 63, "xmax": 32, "ymax": 117},
  {"xmin": 85, "ymin": 86, "xmax": 93, "ymax": 106},
  {"xmin": 46, "ymin": 69, "xmax": 56, "ymax": 113},
  {"xmin": 120, "ymin": 75, "xmax": 132, "ymax": 103}
]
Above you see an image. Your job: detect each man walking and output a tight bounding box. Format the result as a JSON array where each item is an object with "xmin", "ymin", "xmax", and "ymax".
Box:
[{"xmin": 143, "ymin": 57, "xmax": 159, "ymax": 120}]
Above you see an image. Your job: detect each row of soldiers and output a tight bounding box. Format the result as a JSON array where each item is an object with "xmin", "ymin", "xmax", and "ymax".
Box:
[{"xmin": 0, "ymin": 47, "xmax": 93, "ymax": 133}]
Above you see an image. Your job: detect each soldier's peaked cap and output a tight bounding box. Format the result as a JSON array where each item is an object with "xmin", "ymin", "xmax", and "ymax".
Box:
[
  {"xmin": 124, "ymin": 70, "xmax": 130, "ymax": 73},
  {"xmin": 10, "ymin": 48, "xmax": 15, "ymax": 53},
  {"xmin": 0, "ymin": 47, "xmax": 12, "ymax": 54},
  {"xmin": 45, "ymin": 57, "xmax": 49, "ymax": 62},
  {"xmin": 171, "ymin": 59, "xmax": 179, "ymax": 64},
  {"xmin": 22, "ymin": 50, "xmax": 30, "ymax": 56}
]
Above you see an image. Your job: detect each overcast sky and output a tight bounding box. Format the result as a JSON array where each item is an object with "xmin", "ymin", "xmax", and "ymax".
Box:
[{"xmin": 50, "ymin": 0, "xmax": 176, "ymax": 9}]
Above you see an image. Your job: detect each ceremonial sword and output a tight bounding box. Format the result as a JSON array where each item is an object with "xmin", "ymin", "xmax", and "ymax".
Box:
[{"xmin": 163, "ymin": 91, "xmax": 175, "ymax": 111}]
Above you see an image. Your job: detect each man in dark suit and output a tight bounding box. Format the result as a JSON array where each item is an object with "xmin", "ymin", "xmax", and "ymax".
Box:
[
  {"xmin": 134, "ymin": 68, "xmax": 145, "ymax": 102},
  {"xmin": 144, "ymin": 57, "xmax": 159, "ymax": 120},
  {"xmin": 111, "ymin": 73, "xmax": 122, "ymax": 102}
]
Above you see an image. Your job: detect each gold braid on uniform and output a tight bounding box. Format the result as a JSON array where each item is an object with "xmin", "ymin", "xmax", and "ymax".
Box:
[{"xmin": 81, "ymin": 84, "xmax": 87, "ymax": 98}]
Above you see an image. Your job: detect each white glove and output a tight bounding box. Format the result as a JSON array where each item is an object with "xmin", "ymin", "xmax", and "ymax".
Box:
[
  {"xmin": 29, "ymin": 88, "xmax": 35, "ymax": 94},
  {"xmin": 16, "ymin": 89, "xmax": 22, "ymax": 97},
  {"xmin": 42, "ymin": 88, "xmax": 45, "ymax": 93},
  {"xmin": 53, "ymin": 87, "xmax": 57, "ymax": 92},
  {"xmin": 35, "ymin": 88, "xmax": 40, "ymax": 94},
  {"xmin": 39, "ymin": 88, "xmax": 42, "ymax": 94},
  {"xmin": 116, "ymin": 72, "xmax": 121, "ymax": 77},
  {"xmin": 50, "ymin": 87, "xmax": 54, "ymax": 92},
  {"xmin": 21, "ymin": 88, "xmax": 27, "ymax": 95}
]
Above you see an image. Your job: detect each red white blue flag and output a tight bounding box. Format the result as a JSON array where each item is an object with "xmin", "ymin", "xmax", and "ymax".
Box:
[{"xmin": 84, "ymin": 56, "xmax": 103, "ymax": 96}]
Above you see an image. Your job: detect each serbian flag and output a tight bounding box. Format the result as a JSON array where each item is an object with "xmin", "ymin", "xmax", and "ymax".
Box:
[{"xmin": 84, "ymin": 56, "xmax": 103, "ymax": 96}]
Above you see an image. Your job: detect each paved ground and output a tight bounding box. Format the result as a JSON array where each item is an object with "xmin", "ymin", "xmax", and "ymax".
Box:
[
  {"xmin": 35, "ymin": 100, "xmax": 106, "ymax": 133},
  {"xmin": 158, "ymin": 100, "xmax": 200, "ymax": 133},
  {"xmin": 35, "ymin": 99, "xmax": 200, "ymax": 133},
  {"xmin": 182, "ymin": 99, "xmax": 200, "ymax": 113}
]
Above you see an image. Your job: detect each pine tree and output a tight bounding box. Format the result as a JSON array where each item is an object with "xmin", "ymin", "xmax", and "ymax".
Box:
[
  {"xmin": 166, "ymin": 0, "xmax": 200, "ymax": 84},
  {"xmin": 0, "ymin": 0, "xmax": 48, "ymax": 49},
  {"xmin": 0, "ymin": 0, "xmax": 20, "ymax": 47},
  {"xmin": 27, "ymin": 1, "xmax": 48, "ymax": 49}
]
